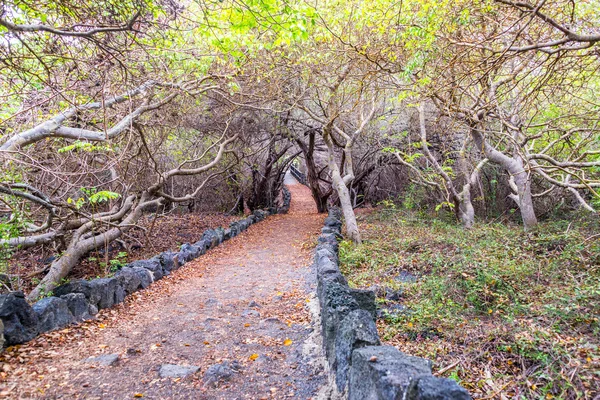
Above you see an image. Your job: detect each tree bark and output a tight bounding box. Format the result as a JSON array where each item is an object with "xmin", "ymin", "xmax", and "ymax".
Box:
[
  {"xmin": 470, "ymin": 124, "xmax": 538, "ymax": 230},
  {"xmin": 324, "ymin": 127, "xmax": 361, "ymax": 244}
]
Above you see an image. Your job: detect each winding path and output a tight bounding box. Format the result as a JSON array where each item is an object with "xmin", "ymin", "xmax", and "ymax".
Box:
[{"xmin": 1, "ymin": 177, "xmax": 327, "ymax": 399}]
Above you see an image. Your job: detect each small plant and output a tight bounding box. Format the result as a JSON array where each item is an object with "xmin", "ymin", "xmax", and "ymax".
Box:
[{"xmin": 108, "ymin": 251, "xmax": 128, "ymax": 272}]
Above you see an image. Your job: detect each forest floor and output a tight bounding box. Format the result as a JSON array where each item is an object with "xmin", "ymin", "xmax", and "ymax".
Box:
[
  {"xmin": 0, "ymin": 179, "xmax": 328, "ymax": 399},
  {"xmin": 341, "ymin": 207, "xmax": 600, "ymax": 400},
  {"xmin": 6, "ymin": 211, "xmax": 238, "ymax": 294}
]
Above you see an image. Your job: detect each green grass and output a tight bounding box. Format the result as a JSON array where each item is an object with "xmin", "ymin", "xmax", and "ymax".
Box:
[{"xmin": 340, "ymin": 208, "xmax": 600, "ymax": 399}]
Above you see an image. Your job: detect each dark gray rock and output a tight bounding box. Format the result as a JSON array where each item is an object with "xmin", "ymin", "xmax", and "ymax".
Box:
[
  {"xmin": 248, "ymin": 300, "xmax": 261, "ymax": 308},
  {"xmin": 349, "ymin": 288, "xmax": 377, "ymax": 319},
  {"xmin": 241, "ymin": 309, "xmax": 260, "ymax": 318},
  {"xmin": 214, "ymin": 227, "xmax": 225, "ymax": 244},
  {"xmin": 88, "ymin": 304, "xmax": 99, "ymax": 316},
  {"xmin": 385, "ymin": 288, "xmax": 404, "ymax": 301},
  {"xmin": 115, "ymin": 267, "xmax": 142, "ymax": 295},
  {"xmin": 129, "ymin": 258, "xmax": 163, "ymax": 281},
  {"xmin": 202, "ymin": 229, "xmax": 218, "ymax": 248},
  {"xmin": 33, "ymin": 297, "xmax": 73, "ymax": 333},
  {"xmin": 0, "ymin": 291, "xmax": 39, "ymax": 345},
  {"xmin": 54, "ymin": 280, "xmax": 92, "ymax": 298},
  {"xmin": 223, "ymin": 228, "xmax": 232, "ymax": 241},
  {"xmin": 328, "ymin": 207, "xmax": 343, "ymax": 220},
  {"xmin": 229, "ymin": 222, "xmax": 240, "ymax": 237},
  {"xmin": 335, "ymin": 310, "xmax": 381, "ymax": 391},
  {"xmin": 316, "ymin": 256, "xmax": 342, "ymax": 277},
  {"xmin": 394, "ymin": 271, "xmax": 418, "ymax": 283},
  {"xmin": 239, "ymin": 219, "xmax": 251, "ymax": 231},
  {"xmin": 202, "ymin": 361, "xmax": 237, "ymax": 387},
  {"xmin": 407, "ymin": 375, "xmax": 472, "ymax": 400},
  {"xmin": 349, "ymin": 346, "xmax": 431, "ymax": 400},
  {"xmin": 322, "ymin": 226, "xmax": 343, "ymax": 238},
  {"xmin": 60, "ymin": 293, "xmax": 91, "ymax": 321},
  {"xmin": 194, "ymin": 238, "xmax": 211, "ymax": 254},
  {"xmin": 159, "ymin": 364, "xmax": 200, "ymax": 378},
  {"xmin": 158, "ymin": 251, "xmax": 177, "ymax": 274},
  {"xmin": 205, "ymin": 298, "xmax": 221, "ymax": 307},
  {"xmin": 324, "ymin": 216, "xmax": 343, "ymax": 229},
  {"xmin": 315, "ymin": 247, "xmax": 338, "ymax": 265},
  {"xmin": 54, "ymin": 278, "xmax": 119, "ymax": 309},
  {"xmin": 316, "ymin": 270, "xmax": 348, "ymax": 307},
  {"xmin": 132, "ymin": 267, "xmax": 153, "ymax": 289},
  {"xmin": 320, "ymin": 282, "xmax": 360, "ymax": 365},
  {"xmin": 179, "ymin": 243, "xmax": 200, "ymax": 263},
  {"xmin": 84, "ymin": 353, "xmax": 119, "ymax": 366},
  {"xmin": 317, "ymin": 233, "xmax": 339, "ymax": 253},
  {"xmin": 88, "ymin": 277, "xmax": 119, "ymax": 309},
  {"xmin": 114, "ymin": 285, "xmax": 126, "ymax": 305}
]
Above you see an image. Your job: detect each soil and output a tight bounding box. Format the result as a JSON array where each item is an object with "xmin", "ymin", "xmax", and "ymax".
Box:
[{"xmin": 0, "ymin": 179, "xmax": 328, "ymax": 399}]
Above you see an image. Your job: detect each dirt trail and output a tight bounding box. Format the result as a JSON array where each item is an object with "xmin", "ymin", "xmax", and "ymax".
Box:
[{"xmin": 1, "ymin": 179, "xmax": 327, "ymax": 399}]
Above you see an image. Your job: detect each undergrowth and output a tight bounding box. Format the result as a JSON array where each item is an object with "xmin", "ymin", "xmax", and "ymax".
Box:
[{"xmin": 339, "ymin": 208, "xmax": 599, "ymax": 399}]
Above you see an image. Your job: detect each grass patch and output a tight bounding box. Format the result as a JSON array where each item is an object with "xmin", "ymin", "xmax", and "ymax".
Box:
[{"xmin": 340, "ymin": 208, "xmax": 599, "ymax": 399}]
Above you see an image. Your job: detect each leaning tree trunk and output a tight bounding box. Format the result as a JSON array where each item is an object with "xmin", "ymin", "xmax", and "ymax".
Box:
[
  {"xmin": 331, "ymin": 166, "xmax": 361, "ymax": 244},
  {"xmin": 323, "ymin": 128, "xmax": 361, "ymax": 244},
  {"xmin": 27, "ymin": 194, "xmax": 152, "ymax": 301},
  {"xmin": 456, "ymin": 184, "xmax": 475, "ymax": 229},
  {"xmin": 509, "ymin": 160, "xmax": 538, "ymax": 230},
  {"xmin": 470, "ymin": 123, "xmax": 537, "ymax": 230}
]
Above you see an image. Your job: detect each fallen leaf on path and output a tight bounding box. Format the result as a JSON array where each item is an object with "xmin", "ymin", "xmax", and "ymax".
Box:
[
  {"xmin": 249, "ymin": 353, "xmax": 259, "ymax": 361},
  {"xmin": 283, "ymin": 339, "xmax": 293, "ymax": 346}
]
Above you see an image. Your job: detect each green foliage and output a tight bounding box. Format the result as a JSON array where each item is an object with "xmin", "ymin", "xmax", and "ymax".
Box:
[
  {"xmin": 68, "ymin": 188, "xmax": 121, "ymax": 209},
  {"xmin": 57, "ymin": 141, "xmax": 113, "ymax": 154},
  {"xmin": 99, "ymin": 251, "xmax": 128, "ymax": 274},
  {"xmin": 88, "ymin": 191, "xmax": 120, "ymax": 205}
]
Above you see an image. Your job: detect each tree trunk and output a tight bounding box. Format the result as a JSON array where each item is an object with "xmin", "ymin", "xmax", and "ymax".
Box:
[
  {"xmin": 511, "ymin": 162, "xmax": 538, "ymax": 230},
  {"xmin": 323, "ymin": 128, "xmax": 361, "ymax": 244},
  {"xmin": 470, "ymin": 124, "xmax": 537, "ymax": 230},
  {"xmin": 457, "ymin": 184, "xmax": 475, "ymax": 229},
  {"xmin": 332, "ymin": 167, "xmax": 361, "ymax": 244},
  {"xmin": 27, "ymin": 195, "xmax": 150, "ymax": 300}
]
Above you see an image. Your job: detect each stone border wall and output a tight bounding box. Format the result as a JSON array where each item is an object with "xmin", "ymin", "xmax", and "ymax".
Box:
[
  {"xmin": 314, "ymin": 208, "xmax": 471, "ymax": 399},
  {"xmin": 0, "ymin": 194, "xmax": 291, "ymax": 348}
]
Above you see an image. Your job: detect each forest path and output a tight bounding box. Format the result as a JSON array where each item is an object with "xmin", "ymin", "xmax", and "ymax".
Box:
[{"xmin": 2, "ymin": 178, "xmax": 327, "ymax": 399}]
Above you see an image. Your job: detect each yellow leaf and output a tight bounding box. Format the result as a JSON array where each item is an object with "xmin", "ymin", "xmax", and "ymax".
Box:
[
  {"xmin": 283, "ymin": 339, "xmax": 293, "ymax": 346},
  {"xmin": 488, "ymin": 309, "xmax": 493, "ymax": 314},
  {"xmin": 98, "ymin": 324, "xmax": 106, "ymax": 329},
  {"xmin": 134, "ymin": 393, "xmax": 144, "ymax": 398},
  {"xmin": 203, "ymin": 341, "xmax": 210, "ymax": 345},
  {"xmin": 244, "ymin": 323, "xmax": 251, "ymax": 328},
  {"xmin": 407, "ymin": 322, "xmax": 413, "ymax": 328},
  {"xmin": 249, "ymin": 353, "xmax": 259, "ymax": 361}
]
